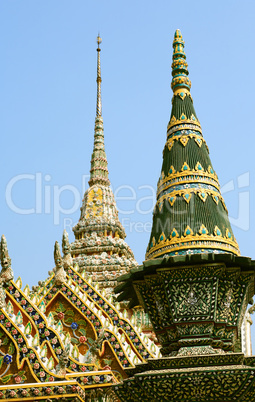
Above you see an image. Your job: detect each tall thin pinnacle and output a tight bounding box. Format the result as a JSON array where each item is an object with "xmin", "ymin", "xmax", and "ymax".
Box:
[
  {"xmin": 88, "ymin": 35, "xmax": 110, "ymax": 187},
  {"xmin": 171, "ymin": 29, "xmax": 191, "ymax": 94},
  {"xmin": 96, "ymin": 34, "xmax": 102, "ymax": 117}
]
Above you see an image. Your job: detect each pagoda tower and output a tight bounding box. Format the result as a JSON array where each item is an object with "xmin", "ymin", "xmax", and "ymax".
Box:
[
  {"xmin": 146, "ymin": 29, "xmax": 240, "ymax": 259},
  {"xmin": 114, "ymin": 30, "xmax": 255, "ymax": 401},
  {"xmin": 71, "ymin": 36, "xmax": 138, "ymax": 294}
]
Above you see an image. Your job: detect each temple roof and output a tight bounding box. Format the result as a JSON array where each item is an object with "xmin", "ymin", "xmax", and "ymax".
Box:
[
  {"xmin": 146, "ymin": 30, "xmax": 240, "ymax": 259},
  {"xmin": 0, "ymin": 37, "xmax": 155, "ymax": 400},
  {"xmin": 0, "ymin": 236, "xmax": 159, "ymax": 400},
  {"xmin": 71, "ymin": 36, "xmax": 138, "ymax": 292}
]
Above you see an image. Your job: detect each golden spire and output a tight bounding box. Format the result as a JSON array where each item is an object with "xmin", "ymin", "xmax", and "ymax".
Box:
[
  {"xmin": 88, "ymin": 35, "xmax": 110, "ymax": 187},
  {"xmin": 96, "ymin": 34, "xmax": 102, "ymax": 117}
]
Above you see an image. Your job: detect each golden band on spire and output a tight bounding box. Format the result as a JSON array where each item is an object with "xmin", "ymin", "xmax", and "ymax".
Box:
[{"xmin": 96, "ymin": 35, "xmax": 102, "ymax": 117}]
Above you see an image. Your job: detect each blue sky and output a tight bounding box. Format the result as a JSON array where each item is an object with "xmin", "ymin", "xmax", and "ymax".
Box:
[{"xmin": 1, "ymin": 1, "xmax": 255, "ymax": 349}]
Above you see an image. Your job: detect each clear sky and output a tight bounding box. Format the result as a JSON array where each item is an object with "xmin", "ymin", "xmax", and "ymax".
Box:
[{"xmin": 1, "ymin": 1, "xmax": 255, "ymax": 349}]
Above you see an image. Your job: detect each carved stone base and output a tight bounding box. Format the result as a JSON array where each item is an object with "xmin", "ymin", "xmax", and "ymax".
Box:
[{"xmin": 114, "ymin": 354, "xmax": 255, "ymax": 401}]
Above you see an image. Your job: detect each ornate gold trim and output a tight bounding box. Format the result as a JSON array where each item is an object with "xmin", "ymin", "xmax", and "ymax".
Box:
[
  {"xmin": 156, "ymin": 188, "xmax": 226, "ymax": 210},
  {"xmin": 167, "ymin": 114, "xmax": 201, "ymax": 130},
  {"xmin": 166, "ymin": 132, "xmax": 207, "ymax": 151},
  {"xmin": 181, "ymin": 162, "xmax": 190, "ymax": 172},
  {"xmin": 172, "ymin": 88, "xmax": 192, "ymax": 101},
  {"xmin": 40, "ymin": 268, "xmax": 157, "ymax": 362},
  {"xmin": 146, "ymin": 234, "xmax": 240, "ymax": 259},
  {"xmin": 157, "ymin": 168, "xmax": 219, "ymax": 194},
  {"xmin": 167, "ymin": 123, "xmax": 203, "ymax": 136}
]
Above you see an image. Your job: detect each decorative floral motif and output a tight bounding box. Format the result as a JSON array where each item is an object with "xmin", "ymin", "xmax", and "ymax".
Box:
[
  {"xmin": 3, "ymin": 354, "xmax": 12, "ymax": 364},
  {"xmin": 71, "ymin": 322, "xmax": 78, "ymax": 330}
]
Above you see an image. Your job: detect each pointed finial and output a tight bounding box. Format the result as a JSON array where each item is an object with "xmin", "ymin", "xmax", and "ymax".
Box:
[
  {"xmin": 97, "ymin": 34, "xmax": 102, "ymax": 49},
  {"xmin": 0, "ymin": 235, "xmax": 14, "ymax": 284},
  {"xmin": 62, "ymin": 230, "xmax": 70, "ymax": 256},
  {"xmin": 0, "ymin": 235, "xmax": 11, "ymax": 270},
  {"xmin": 54, "ymin": 241, "xmax": 66, "ymax": 286},
  {"xmin": 171, "ymin": 29, "xmax": 191, "ymax": 94},
  {"xmin": 96, "ymin": 34, "xmax": 102, "ymax": 117},
  {"xmin": 54, "ymin": 241, "xmax": 63, "ymax": 268},
  {"xmin": 62, "ymin": 230, "xmax": 73, "ymax": 269}
]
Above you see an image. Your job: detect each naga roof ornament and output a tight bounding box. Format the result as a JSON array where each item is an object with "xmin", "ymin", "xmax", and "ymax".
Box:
[
  {"xmin": 53, "ymin": 241, "xmax": 66, "ymax": 286},
  {"xmin": 62, "ymin": 229, "xmax": 70, "ymax": 255},
  {"xmin": 0, "ymin": 236, "xmax": 11, "ymax": 269},
  {"xmin": 146, "ymin": 29, "xmax": 240, "ymax": 259},
  {"xmin": 0, "ymin": 235, "xmax": 14, "ymax": 284},
  {"xmin": 62, "ymin": 229, "xmax": 72, "ymax": 270}
]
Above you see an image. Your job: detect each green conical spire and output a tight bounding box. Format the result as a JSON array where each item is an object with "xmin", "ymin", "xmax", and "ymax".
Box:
[
  {"xmin": 89, "ymin": 35, "xmax": 110, "ymax": 187},
  {"xmin": 146, "ymin": 30, "xmax": 240, "ymax": 259}
]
